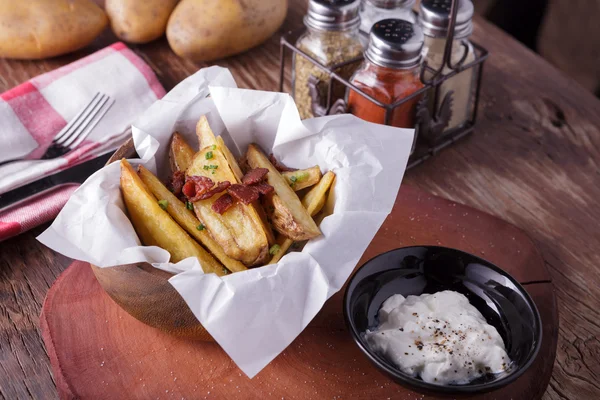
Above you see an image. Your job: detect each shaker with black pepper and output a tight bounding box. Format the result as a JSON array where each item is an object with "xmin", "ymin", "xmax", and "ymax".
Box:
[
  {"xmin": 293, "ymin": 0, "xmax": 364, "ymax": 119},
  {"xmin": 360, "ymin": 0, "xmax": 416, "ymax": 35}
]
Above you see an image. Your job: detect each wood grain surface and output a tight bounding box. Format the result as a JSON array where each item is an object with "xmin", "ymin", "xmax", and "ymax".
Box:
[
  {"xmin": 40, "ymin": 185, "xmax": 557, "ymax": 400},
  {"xmin": 0, "ymin": 0, "xmax": 599, "ymax": 399}
]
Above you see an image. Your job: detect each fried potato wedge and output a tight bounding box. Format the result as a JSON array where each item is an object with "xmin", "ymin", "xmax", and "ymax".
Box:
[
  {"xmin": 196, "ymin": 115, "xmax": 218, "ymax": 148},
  {"xmin": 246, "ymin": 144, "xmax": 321, "ymax": 241},
  {"xmin": 314, "ymin": 174, "xmax": 337, "ymax": 227},
  {"xmin": 301, "ymin": 171, "xmax": 336, "ymax": 215},
  {"xmin": 217, "ymin": 136, "xmax": 244, "ymax": 181},
  {"xmin": 282, "ymin": 166, "xmax": 322, "ymax": 191},
  {"xmin": 120, "ymin": 159, "xmax": 226, "ymax": 276},
  {"xmin": 187, "ymin": 147, "xmax": 269, "ymax": 266},
  {"xmin": 215, "ymin": 130, "xmax": 276, "ymax": 246},
  {"xmin": 138, "ymin": 165, "xmax": 248, "ymax": 273},
  {"xmin": 169, "ymin": 132, "xmax": 196, "ymax": 173},
  {"xmin": 269, "ymin": 171, "xmax": 336, "ymax": 264}
]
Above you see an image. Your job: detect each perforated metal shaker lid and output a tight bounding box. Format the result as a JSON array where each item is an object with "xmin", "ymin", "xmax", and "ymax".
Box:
[
  {"xmin": 419, "ymin": 0, "xmax": 474, "ymax": 39},
  {"xmin": 365, "ymin": 18, "xmax": 424, "ymax": 69},
  {"xmin": 364, "ymin": 0, "xmax": 415, "ymax": 10},
  {"xmin": 305, "ymin": 0, "xmax": 361, "ymax": 31}
]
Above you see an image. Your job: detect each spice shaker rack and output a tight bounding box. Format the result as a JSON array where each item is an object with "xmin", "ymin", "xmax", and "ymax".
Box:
[{"xmin": 278, "ymin": 0, "xmax": 489, "ymax": 169}]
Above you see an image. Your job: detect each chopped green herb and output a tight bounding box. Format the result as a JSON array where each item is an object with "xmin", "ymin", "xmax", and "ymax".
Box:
[
  {"xmin": 205, "ymin": 151, "xmax": 213, "ymax": 160},
  {"xmin": 196, "ymin": 223, "xmax": 205, "ymax": 231},
  {"xmin": 211, "ymin": 171, "xmax": 215, "ymax": 174},
  {"xmin": 158, "ymin": 200, "xmax": 168, "ymax": 210},
  {"xmin": 186, "ymin": 201, "xmax": 194, "ymax": 210},
  {"xmin": 269, "ymin": 244, "xmax": 281, "ymax": 256},
  {"xmin": 203, "ymin": 164, "xmax": 219, "ymax": 170},
  {"xmin": 290, "ymin": 176, "xmax": 298, "ymax": 183},
  {"xmin": 212, "ymin": 145, "xmax": 217, "ymax": 150},
  {"xmin": 222, "ymin": 267, "xmax": 229, "ymax": 275}
]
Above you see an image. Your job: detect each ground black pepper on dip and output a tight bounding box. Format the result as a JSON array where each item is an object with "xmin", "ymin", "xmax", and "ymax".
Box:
[{"xmin": 364, "ymin": 291, "xmax": 511, "ymax": 385}]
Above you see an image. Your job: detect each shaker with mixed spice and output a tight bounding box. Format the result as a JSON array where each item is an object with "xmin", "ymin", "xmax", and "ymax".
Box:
[
  {"xmin": 293, "ymin": 0, "xmax": 364, "ymax": 119},
  {"xmin": 346, "ymin": 19, "xmax": 425, "ymax": 129},
  {"xmin": 419, "ymin": 0, "xmax": 476, "ymax": 131}
]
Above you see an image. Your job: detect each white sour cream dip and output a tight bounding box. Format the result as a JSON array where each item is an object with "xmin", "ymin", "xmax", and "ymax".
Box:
[{"xmin": 365, "ymin": 290, "xmax": 510, "ymax": 385}]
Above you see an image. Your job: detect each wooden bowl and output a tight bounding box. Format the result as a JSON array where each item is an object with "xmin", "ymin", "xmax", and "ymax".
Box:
[
  {"xmin": 90, "ymin": 138, "xmax": 213, "ymax": 341},
  {"xmin": 91, "ymin": 262, "xmax": 212, "ymax": 340}
]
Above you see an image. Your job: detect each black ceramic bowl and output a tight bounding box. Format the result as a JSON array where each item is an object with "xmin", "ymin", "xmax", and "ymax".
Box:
[{"xmin": 343, "ymin": 246, "xmax": 542, "ymax": 395}]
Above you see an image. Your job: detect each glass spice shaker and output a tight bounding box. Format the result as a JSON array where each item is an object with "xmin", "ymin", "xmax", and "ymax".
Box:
[
  {"xmin": 347, "ymin": 19, "xmax": 425, "ymax": 129},
  {"xmin": 293, "ymin": 0, "xmax": 364, "ymax": 120},
  {"xmin": 360, "ymin": 0, "xmax": 416, "ymax": 35},
  {"xmin": 419, "ymin": 0, "xmax": 476, "ymax": 131}
]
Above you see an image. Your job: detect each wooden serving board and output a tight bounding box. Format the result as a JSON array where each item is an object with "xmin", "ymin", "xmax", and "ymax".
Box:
[{"xmin": 40, "ymin": 185, "xmax": 558, "ymax": 400}]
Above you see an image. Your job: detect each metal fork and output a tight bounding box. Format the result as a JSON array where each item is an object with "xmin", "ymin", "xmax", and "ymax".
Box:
[{"xmin": 0, "ymin": 92, "xmax": 115, "ymax": 166}]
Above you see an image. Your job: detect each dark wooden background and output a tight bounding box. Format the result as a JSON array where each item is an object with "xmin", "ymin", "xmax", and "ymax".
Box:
[{"xmin": 1, "ymin": 0, "xmax": 599, "ymax": 399}]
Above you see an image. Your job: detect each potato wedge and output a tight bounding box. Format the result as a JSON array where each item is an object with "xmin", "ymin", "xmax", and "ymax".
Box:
[
  {"xmin": 251, "ymin": 198, "xmax": 276, "ymax": 246},
  {"xmin": 314, "ymin": 175, "xmax": 337, "ymax": 227},
  {"xmin": 138, "ymin": 165, "xmax": 248, "ymax": 273},
  {"xmin": 214, "ymin": 127, "xmax": 276, "ymax": 246},
  {"xmin": 120, "ymin": 159, "xmax": 226, "ymax": 276},
  {"xmin": 187, "ymin": 147, "xmax": 269, "ymax": 266},
  {"xmin": 217, "ymin": 136, "xmax": 244, "ymax": 182},
  {"xmin": 302, "ymin": 171, "xmax": 336, "ymax": 215},
  {"xmin": 269, "ymin": 171, "xmax": 336, "ymax": 264},
  {"xmin": 282, "ymin": 166, "xmax": 322, "ymax": 191},
  {"xmin": 196, "ymin": 115, "xmax": 218, "ymax": 149},
  {"xmin": 169, "ymin": 132, "xmax": 196, "ymax": 173},
  {"xmin": 246, "ymin": 144, "xmax": 321, "ymax": 241}
]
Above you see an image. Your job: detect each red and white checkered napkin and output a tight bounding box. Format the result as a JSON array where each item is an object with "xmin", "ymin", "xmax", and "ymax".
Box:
[{"xmin": 0, "ymin": 42, "xmax": 166, "ymax": 242}]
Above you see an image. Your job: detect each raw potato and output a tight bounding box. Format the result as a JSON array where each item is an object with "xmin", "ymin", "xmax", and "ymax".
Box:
[
  {"xmin": 187, "ymin": 147, "xmax": 269, "ymax": 266},
  {"xmin": 0, "ymin": 0, "xmax": 107, "ymax": 60},
  {"xmin": 269, "ymin": 171, "xmax": 336, "ymax": 264},
  {"xmin": 120, "ymin": 160, "xmax": 226, "ymax": 276},
  {"xmin": 166, "ymin": 0, "xmax": 288, "ymax": 62},
  {"xmin": 138, "ymin": 165, "xmax": 247, "ymax": 273},
  {"xmin": 283, "ymin": 166, "xmax": 322, "ymax": 191},
  {"xmin": 169, "ymin": 132, "xmax": 195, "ymax": 173},
  {"xmin": 106, "ymin": 0, "xmax": 179, "ymax": 44},
  {"xmin": 246, "ymin": 144, "xmax": 321, "ymax": 241}
]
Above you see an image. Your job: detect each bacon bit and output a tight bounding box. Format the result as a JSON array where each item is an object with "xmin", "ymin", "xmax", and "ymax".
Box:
[
  {"xmin": 182, "ymin": 181, "xmax": 196, "ymax": 198},
  {"xmin": 241, "ymin": 168, "xmax": 269, "ymax": 185},
  {"xmin": 228, "ymin": 184, "xmax": 259, "ymax": 205},
  {"xmin": 182, "ymin": 175, "xmax": 214, "ymax": 200},
  {"xmin": 195, "ymin": 181, "xmax": 231, "ymax": 201},
  {"xmin": 253, "ymin": 182, "xmax": 274, "ymax": 195},
  {"xmin": 212, "ymin": 194, "xmax": 234, "ymax": 214},
  {"xmin": 269, "ymin": 153, "xmax": 297, "ymax": 172},
  {"xmin": 168, "ymin": 171, "xmax": 186, "ymax": 196}
]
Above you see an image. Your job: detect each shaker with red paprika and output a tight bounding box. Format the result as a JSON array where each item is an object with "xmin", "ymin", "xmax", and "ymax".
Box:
[{"xmin": 347, "ymin": 19, "xmax": 425, "ymax": 129}]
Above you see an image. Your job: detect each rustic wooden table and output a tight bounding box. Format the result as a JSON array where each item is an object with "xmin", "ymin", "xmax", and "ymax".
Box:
[{"xmin": 1, "ymin": 1, "xmax": 599, "ymax": 399}]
